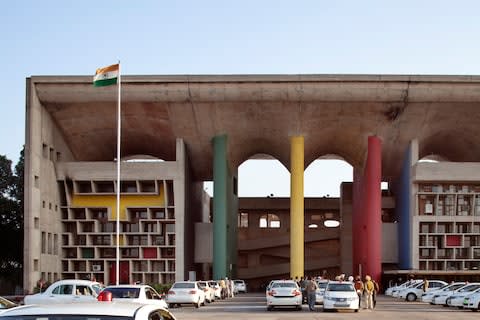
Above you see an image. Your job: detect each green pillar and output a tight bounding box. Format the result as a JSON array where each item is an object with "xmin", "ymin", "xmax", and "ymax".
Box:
[{"xmin": 213, "ymin": 135, "xmax": 228, "ymax": 279}]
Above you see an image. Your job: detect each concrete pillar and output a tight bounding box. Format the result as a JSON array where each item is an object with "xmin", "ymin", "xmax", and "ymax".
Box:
[
  {"xmin": 352, "ymin": 169, "xmax": 364, "ymax": 276},
  {"xmin": 363, "ymin": 136, "xmax": 382, "ymax": 282},
  {"xmin": 212, "ymin": 135, "xmax": 228, "ymax": 279},
  {"xmin": 290, "ymin": 136, "xmax": 304, "ymax": 278}
]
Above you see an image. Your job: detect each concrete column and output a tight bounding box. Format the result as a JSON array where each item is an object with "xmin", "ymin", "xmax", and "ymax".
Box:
[
  {"xmin": 363, "ymin": 136, "xmax": 382, "ymax": 282},
  {"xmin": 352, "ymin": 169, "xmax": 364, "ymax": 276},
  {"xmin": 212, "ymin": 135, "xmax": 228, "ymax": 279},
  {"xmin": 290, "ymin": 136, "xmax": 304, "ymax": 278}
]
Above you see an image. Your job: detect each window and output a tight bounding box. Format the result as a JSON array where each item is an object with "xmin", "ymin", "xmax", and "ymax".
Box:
[
  {"xmin": 238, "ymin": 212, "xmax": 248, "ymax": 228},
  {"xmin": 53, "ymin": 284, "xmax": 73, "ymax": 295},
  {"xmin": 259, "ymin": 213, "xmax": 280, "ymax": 228}
]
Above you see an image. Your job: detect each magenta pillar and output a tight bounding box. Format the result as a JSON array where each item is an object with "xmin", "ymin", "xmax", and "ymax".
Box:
[{"xmin": 363, "ymin": 136, "xmax": 382, "ymax": 282}]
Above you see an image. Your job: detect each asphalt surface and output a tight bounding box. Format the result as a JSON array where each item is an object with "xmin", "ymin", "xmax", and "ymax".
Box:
[{"xmin": 171, "ymin": 292, "xmax": 480, "ymax": 320}]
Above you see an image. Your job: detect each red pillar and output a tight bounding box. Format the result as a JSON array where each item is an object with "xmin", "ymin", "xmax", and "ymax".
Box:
[{"xmin": 363, "ymin": 136, "xmax": 382, "ymax": 282}]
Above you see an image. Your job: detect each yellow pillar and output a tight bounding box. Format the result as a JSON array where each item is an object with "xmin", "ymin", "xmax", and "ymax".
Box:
[{"xmin": 290, "ymin": 135, "xmax": 304, "ymax": 279}]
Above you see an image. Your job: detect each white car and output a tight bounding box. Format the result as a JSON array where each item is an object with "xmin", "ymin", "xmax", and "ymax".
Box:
[
  {"xmin": 99, "ymin": 285, "xmax": 168, "ymax": 309},
  {"xmin": 234, "ymin": 280, "xmax": 247, "ymax": 293},
  {"xmin": 166, "ymin": 281, "xmax": 205, "ymax": 308},
  {"xmin": 447, "ymin": 285, "xmax": 480, "ymax": 308},
  {"xmin": 421, "ymin": 282, "xmax": 465, "ymax": 303},
  {"xmin": 399, "ymin": 280, "xmax": 447, "ymax": 302},
  {"xmin": 266, "ymin": 280, "xmax": 302, "ymax": 311},
  {"xmin": 0, "ymin": 301, "xmax": 176, "ymax": 320},
  {"xmin": 391, "ymin": 280, "xmax": 423, "ymax": 298},
  {"xmin": 23, "ymin": 279, "xmax": 104, "ymax": 304},
  {"xmin": 197, "ymin": 281, "xmax": 215, "ymax": 303},
  {"xmin": 432, "ymin": 283, "xmax": 480, "ymax": 306},
  {"xmin": 463, "ymin": 291, "xmax": 480, "ymax": 311},
  {"xmin": 208, "ymin": 281, "xmax": 222, "ymax": 299},
  {"xmin": 315, "ymin": 279, "xmax": 329, "ymax": 304},
  {"xmin": 323, "ymin": 281, "xmax": 359, "ymax": 312}
]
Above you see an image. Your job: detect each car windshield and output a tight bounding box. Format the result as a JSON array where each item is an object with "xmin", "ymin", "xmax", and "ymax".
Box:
[
  {"xmin": 316, "ymin": 282, "xmax": 328, "ymax": 289},
  {"xmin": 271, "ymin": 282, "xmax": 296, "ymax": 288},
  {"xmin": 173, "ymin": 283, "xmax": 195, "ymax": 289},
  {"xmin": 327, "ymin": 283, "xmax": 355, "ymax": 292},
  {"xmin": 104, "ymin": 287, "xmax": 140, "ymax": 298}
]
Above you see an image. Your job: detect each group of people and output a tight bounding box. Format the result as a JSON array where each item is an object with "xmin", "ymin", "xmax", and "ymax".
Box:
[
  {"xmin": 353, "ymin": 274, "xmax": 380, "ymax": 310},
  {"xmin": 218, "ymin": 277, "xmax": 236, "ymax": 299},
  {"xmin": 295, "ymin": 273, "xmax": 380, "ymax": 311}
]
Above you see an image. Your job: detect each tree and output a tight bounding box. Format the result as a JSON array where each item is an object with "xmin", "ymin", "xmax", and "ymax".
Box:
[{"xmin": 0, "ymin": 148, "xmax": 24, "ymax": 290}]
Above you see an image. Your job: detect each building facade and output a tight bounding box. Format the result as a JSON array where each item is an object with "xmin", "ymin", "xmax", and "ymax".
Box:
[{"xmin": 23, "ymin": 74, "xmax": 480, "ymax": 292}]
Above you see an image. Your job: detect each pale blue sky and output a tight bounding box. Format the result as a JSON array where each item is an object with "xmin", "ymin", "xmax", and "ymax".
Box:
[{"xmin": 1, "ymin": 1, "xmax": 479, "ymax": 196}]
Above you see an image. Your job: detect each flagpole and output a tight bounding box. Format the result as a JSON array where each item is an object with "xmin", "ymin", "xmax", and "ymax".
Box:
[{"xmin": 116, "ymin": 61, "xmax": 121, "ymax": 285}]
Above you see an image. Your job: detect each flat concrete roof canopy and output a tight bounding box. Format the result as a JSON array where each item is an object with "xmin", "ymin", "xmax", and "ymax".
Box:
[{"xmin": 31, "ymin": 74, "xmax": 480, "ymax": 182}]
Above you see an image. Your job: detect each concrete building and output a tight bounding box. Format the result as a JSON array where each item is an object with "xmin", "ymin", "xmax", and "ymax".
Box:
[{"xmin": 24, "ymin": 74, "xmax": 480, "ymax": 292}]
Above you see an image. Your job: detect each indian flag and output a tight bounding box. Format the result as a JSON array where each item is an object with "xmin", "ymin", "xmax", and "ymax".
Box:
[{"xmin": 93, "ymin": 63, "xmax": 119, "ymax": 87}]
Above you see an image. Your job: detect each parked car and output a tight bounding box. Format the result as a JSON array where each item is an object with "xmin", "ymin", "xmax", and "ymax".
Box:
[
  {"xmin": 421, "ymin": 282, "xmax": 465, "ymax": 303},
  {"xmin": 99, "ymin": 284, "xmax": 168, "ymax": 309},
  {"xmin": 266, "ymin": 280, "xmax": 302, "ymax": 311},
  {"xmin": 0, "ymin": 296, "xmax": 17, "ymax": 309},
  {"xmin": 391, "ymin": 280, "xmax": 423, "ymax": 298},
  {"xmin": 463, "ymin": 290, "xmax": 480, "ymax": 311},
  {"xmin": 447, "ymin": 285, "xmax": 480, "ymax": 308},
  {"xmin": 166, "ymin": 281, "xmax": 205, "ymax": 308},
  {"xmin": 432, "ymin": 283, "xmax": 480, "ymax": 306},
  {"xmin": 323, "ymin": 280, "xmax": 359, "ymax": 312},
  {"xmin": 234, "ymin": 280, "xmax": 247, "ymax": 293},
  {"xmin": 399, "ymin": 280, "xmax": 447, "ymax": 301},
  {"xmin": 208, "ymin": 281, "xmax": 222, "ymax": 299},
  {"xmin": 385, "ymin": 280, "xmax": 421, "ymax": 296},
  {"xmin": 315, "ymin": 279, "xmax": 329, "ymax": 305},
  {"xmin": 23, "ymin": 279, "xmax": 104, "ymax": 304},
  {"xmin": 0, "ymin": 301, "xmax": 176, "ymax": 320},
  {"xmin": 197, "ymin": 281, "xmax": 215, "ymax": 303}
]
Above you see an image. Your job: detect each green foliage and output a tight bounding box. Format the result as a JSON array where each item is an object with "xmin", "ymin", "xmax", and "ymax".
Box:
[
  {"xmin": 151, "ymin": 283, "xmax": 172, "ymax": 294},
  {"xmin": 0, "ymin": 148, "xmax": 24, "ymax": 288}
]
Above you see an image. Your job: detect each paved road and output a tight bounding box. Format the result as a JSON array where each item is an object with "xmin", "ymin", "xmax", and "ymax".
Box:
[{"xmin": 171, "ymin": 293, "xmax": 479, "ymax": 320}]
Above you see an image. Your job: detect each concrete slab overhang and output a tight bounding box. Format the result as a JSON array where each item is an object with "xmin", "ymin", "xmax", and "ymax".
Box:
[{"xmin": 29, "ymin": 74, "xmax": 480, "ymax": 181}]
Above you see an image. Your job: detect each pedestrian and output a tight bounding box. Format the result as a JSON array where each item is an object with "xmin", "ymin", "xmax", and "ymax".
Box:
[
  {"xmin": 305, "ymin": 276, "xmax": 318, "ymax": 311},
  {"xmin": 364, "ymin": 275, "xmax": 375, "ymax": 310},
  {"xmin": 372, "ymin": 279, "xmax": 380, "ymax": 308},
  {"xmin": 354, "ymin": 275, "xmax": 364, "ymax": 309}
]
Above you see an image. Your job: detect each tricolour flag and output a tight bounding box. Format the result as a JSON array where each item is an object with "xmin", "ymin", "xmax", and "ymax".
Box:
[{"xmin": 93, "ymin": 63, "xmax": 119, "ymax": 87}]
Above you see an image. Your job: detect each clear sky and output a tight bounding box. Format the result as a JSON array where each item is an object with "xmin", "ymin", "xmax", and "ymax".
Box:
[{"xmin": 1, "ymin": 0, "xmax": 479, "ymax": 196}]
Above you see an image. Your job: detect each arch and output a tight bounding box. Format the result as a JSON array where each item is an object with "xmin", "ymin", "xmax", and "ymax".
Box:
[
  {"xmin": 304, "ymin": 156, "xmax": 353, "ymax": 197},
  {"xmin": 238, "ymin": 154, "xmax": 290, "ymax": 197},
  {"xmin": 122, "ymin": 154, "xmax": 165, "ymax": 162}
]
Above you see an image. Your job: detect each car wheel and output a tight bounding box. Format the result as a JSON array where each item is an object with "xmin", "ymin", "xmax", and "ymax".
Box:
[
  {"xmin": 296, "ymin": 305, "xmax": 302, "ymax": 311},
  {"xmin": 168, "ymin": 303, "xmax": 174, "ymax": 308},
  {"xmin": 406, "ymin": 293, "xmax": 417, "ymax": 302},
  {"xmin": 355, "ymin": 309, "xmax": 359, "ymax": 313},
  {"xmin": 267, "ymin": 306, "xmax": 273, "ymax": 311},
  {"xmin": 446, "ymin": 298, "xmax": 452, "ymax": 306}
]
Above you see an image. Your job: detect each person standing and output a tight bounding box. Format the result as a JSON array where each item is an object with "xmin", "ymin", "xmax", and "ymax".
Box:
[
  {"xmin": 305, "ymin": 277, "xmax": 318, "ymax": 311},
  {"xmin": 364, "ymin": 275, "xmax": 375, "ymax": 310},
  {"xmin": 354, "ymin": 275, "xmax": 364, "ymax": 309}
]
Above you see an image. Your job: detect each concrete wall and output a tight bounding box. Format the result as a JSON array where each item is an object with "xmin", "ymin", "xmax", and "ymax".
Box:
[{"xmin": 24, "ymin": 78, "xmax": 76, "ymax": 292}]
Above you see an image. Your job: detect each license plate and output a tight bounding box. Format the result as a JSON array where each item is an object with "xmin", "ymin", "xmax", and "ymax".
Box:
[{"xmin": 334, "ymin": 303, "xmax": 349, "ymax": 307}]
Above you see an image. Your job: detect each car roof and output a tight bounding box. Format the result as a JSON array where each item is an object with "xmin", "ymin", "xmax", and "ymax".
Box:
[
  {"xmin": 50, "ymin": 279, "xmax": 102, "ymax": 286},
  {"xmin": 0, "ymin": 302, "xmax": 168, "ymax": 316}
]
